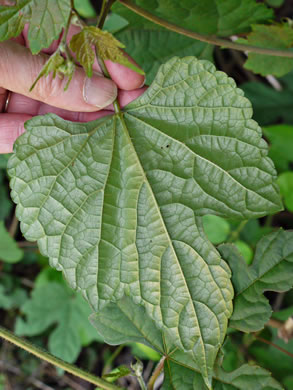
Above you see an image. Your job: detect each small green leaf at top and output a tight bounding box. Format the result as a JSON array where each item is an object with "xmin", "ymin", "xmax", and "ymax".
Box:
[
  {"xmin": 0, "ymin": 0, "xmax": 72, "ymax": 54},
  {"xmin": 0, "ymin": 221, "xmax": 23, "ymax": 263},
  {"xmin": 8, "ymin": 56, "xmax": 282, "ymax": 388},
  {"xmin": 238, "ymin": 23, "xmax": 293, "ymax": 77},
  {"xmin": 69, "ymin": 26, "xmax": 144, "ymax": 78},
  {"xmin": 219, "ymin": 229, "xmax": 293, "ymax": 332}
]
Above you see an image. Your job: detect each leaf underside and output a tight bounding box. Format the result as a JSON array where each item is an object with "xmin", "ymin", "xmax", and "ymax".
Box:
[
  {"xmin": 8, "ymin": 57, "xmax": 282, "ymax": 387},
  {"xmin": 90, "ymin": 296, "xmax": 282, "ymax": 390},
  {"xmin": 219, "ymin": 229, "xmax": 293, "ymax": 332}
]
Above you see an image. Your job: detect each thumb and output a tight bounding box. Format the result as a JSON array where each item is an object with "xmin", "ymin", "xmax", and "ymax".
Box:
[{"xmin": 0, "ymin": 40, "xmax": 117, "ymax": 111}]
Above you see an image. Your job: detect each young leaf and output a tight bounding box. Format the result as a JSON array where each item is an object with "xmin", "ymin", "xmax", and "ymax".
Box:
[
  {"xmin": 238, "ymin": 23, "xmax": 293, "ymax": 77},
  {"xmin": 69, "ymin": 26, "xmax": 144, "ymax": 77},
  {"xmin": 15, "ymin": 282, "xmax": 101, "ymax": 363},
  {"xmin": 113, "ymin": 0, "xmax": 273, "ymax": 36},
  {"xmin": 30, "ymin": 51, "xmax": 67, "ymax": 92},
  {"xmin": 219, "ymin": 229, "xmax": 293, "ymax": 332},
  {"xmin": 0, "ymin": 220, "xmax": 23, "ymax": 263},
  {"xmin": 116, "ymin": 29, "xmax": 214, "ymax": 84},
  {"xmin": 8, "ymin": 57, "xmax": 282, "ymax": 387},
  {"xmin": 0, "ymin": 0, "xmax": 71, "ymax": 54}
]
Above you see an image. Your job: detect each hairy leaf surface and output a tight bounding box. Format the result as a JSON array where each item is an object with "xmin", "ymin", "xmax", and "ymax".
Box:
[
  {"xmin": 219, "ymin": 229, "xmax": 293, "ymax": 332},
  {"xmin": 69, "ymin": 26, "xmax": 144, "ymax": 77},
  {"xmin": 8, "ymin": 57, "xmax": 282, "ymax": 387},
  {"xmin": 0, "ymin": 0, "xmax": 71, "ymax": 53},
  {"xmin": 113, "ymin": 0, "xmax": 273, "ymax": 36}
]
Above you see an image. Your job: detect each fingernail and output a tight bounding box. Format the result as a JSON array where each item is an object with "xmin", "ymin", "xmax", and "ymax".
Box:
[
  {"xmin": 83, "ymin": 72, "xmax": 117, "ymax": 109},
  {"xmin": 138, "ymin": 76, "xmax": 146, "ymax": 89}
]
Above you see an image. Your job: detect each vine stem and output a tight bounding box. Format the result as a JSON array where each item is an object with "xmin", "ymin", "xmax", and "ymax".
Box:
[
  {"xmin": 0, "ymin": 326, "xmax": 123, "ymax": 390},
  {"xmin": 254, "ymin": 335, "xmax": 293, "ymax": 359},
  {"xmin": 98, "ymin": 0, "xmax": 117, "ymax": 29},
  {"xmin": 227, "ymin": 220, "xmax": 248, "ymax": 243},
  {"xmin": 118, "ymin": 0, "xmax": 293, "ymax": 58},
  {"xmin": 102, "ymin": 344, "xmax": 125, "ymax": 375},
  {"xmin": 147, "ymin": 356, "xmax": 165, "ymax": 390}
]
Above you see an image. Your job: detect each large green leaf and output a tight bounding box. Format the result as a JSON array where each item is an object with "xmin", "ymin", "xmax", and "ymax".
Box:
[
  {"xmin": 113, "ymin": 0, "xmax": 273, "ymax": 36},
  {"xmin": 15, "ymin": 281, "xmax": 101, "ymax": 363},
  {"xmin": 219, "ymin": 230, "xmax": 293, "ymax": 332},
  {"xmin": 8, "ymin": 57, "xmax": 282, "ymax": 387},
  {"xmin": 91, "ymin": 296, "xmax": 282, "ymax": 390},
  {"xmin": 0, "ymin": 0, "xmax": 71, "ymax": 53},
  {"xmin": 116, "ymin": 29, "xmax": 214, "ymax": 85}
]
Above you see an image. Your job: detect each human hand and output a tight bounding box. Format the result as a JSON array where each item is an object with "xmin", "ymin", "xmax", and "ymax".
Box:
[{"xmin": 0, "ymin": 27, "xmax": 146, "ymax": 154}]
